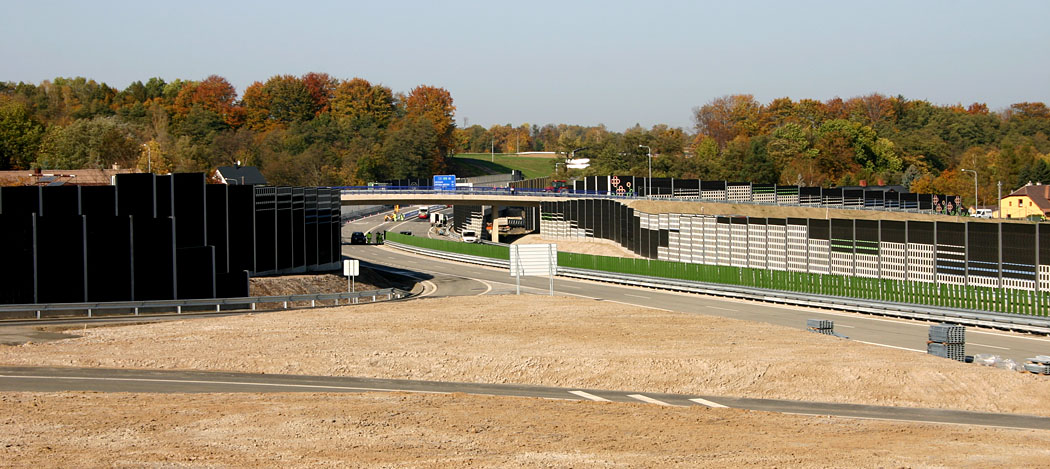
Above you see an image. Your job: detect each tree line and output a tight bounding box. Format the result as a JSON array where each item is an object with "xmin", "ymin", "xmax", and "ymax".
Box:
[
  {"xmin": 2, "ymin": 76, "xmax": 1049, "ymax": 206},
  {"xmin": 0, "ymin": 74, "xmax": 455, "ymax": 186},
  {"xmin": 462, "ymin": 94, "xmax": 1049, "ymax": 206}
]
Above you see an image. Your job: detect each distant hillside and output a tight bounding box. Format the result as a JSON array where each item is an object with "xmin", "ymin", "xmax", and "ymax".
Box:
[{"xmin": 451, "ymin": 154, "xmax": 555, "ymax": 179}]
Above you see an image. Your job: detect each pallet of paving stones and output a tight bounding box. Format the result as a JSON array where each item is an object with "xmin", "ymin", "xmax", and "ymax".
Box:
[
  {"xmin": 806, "ymin": 319, "xmax": 834, "ymax": 330},
  {"xmin": 929, "ymin": 324, "xmax": 965, "ymax": 344},
  {"xmin": 1024, "ymin": 356, "xmax": 1050, "ymax": 375},
  {"xmin": 1023, "ymin": 363, "xmax": 1050, "ymax": 375},
  {"xmin": 927, "ymin": 342, "xmax": 966, "ymax": 362}
]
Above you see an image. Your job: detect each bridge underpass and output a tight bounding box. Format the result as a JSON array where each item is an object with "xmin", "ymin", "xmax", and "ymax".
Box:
[{"xmin": 341, "ymin": 191, "xmax": 554, "ymax": 243}]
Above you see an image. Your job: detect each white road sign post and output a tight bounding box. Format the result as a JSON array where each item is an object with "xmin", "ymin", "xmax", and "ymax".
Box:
[
  {"xmin": 343, "ymin": 259, "xmax": 360, "ymax": 294},
  {"xmin": 509, "ymin": 244, "xmax": 557, "ymax": 296}
]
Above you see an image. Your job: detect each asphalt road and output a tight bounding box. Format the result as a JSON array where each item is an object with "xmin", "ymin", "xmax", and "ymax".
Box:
[
  {"xmin": 341, "ymin": 209, "xmax": 1050, "ymax": 364},
  {"xmin": 2, "ymin": 366, "xmax": 1047, "ymax": 431}
]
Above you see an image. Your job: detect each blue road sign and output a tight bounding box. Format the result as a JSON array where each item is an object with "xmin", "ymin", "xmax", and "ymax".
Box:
[{"xmin": 433, "ymin": 175, "xmax": 456, "ymax": 190}]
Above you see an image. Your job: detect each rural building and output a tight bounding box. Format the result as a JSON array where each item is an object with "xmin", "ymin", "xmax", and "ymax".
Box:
[{"xmin": 1000, "ymin": 183, "xmax": 1050, "ymax": 219}]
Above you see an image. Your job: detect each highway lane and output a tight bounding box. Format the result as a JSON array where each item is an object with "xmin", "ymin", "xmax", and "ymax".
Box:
[
  {"xmin": 339, "ymin": 209, "xmax": 1050, "ymax": 363},
  {"xmin": 343, "ymin": 207, "xmax": 505, "ymax": 298},
  {"xmin": 2, "ymin": 366, "xmax": 1047, "ymax": 431}
]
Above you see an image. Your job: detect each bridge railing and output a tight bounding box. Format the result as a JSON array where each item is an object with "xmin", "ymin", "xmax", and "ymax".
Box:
[
  {"xmin": 335, "ymin": 186, "xmax": 942, "ymax": 215},
  {"xmin": 336, "ymin": 186, "xmax": 618, "ymax": 198}
]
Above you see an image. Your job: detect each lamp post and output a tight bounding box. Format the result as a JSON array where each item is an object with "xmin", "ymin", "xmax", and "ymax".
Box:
[
  {"xmin": 961, "ymin": 168, "xmax": 978, "ymax": 213},
  {"xmin": 998, "ymin": 181, "xmax": 1002, "ymax": 218},
  {"xmin": 638, "ymin": 145, "xmax": 652, "ymax": 197},
  {"xmin": 141, "ymin": 143, "xmax": 152, "ymax": 173}
]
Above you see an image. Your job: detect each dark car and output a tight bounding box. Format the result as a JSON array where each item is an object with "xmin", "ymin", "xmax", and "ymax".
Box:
[
  {"xmin": 399, "ymin": 231, "xmax": 412, "ymax": 236},
  {"xmin": 350, "ymin": 231, "xmax": 367, "ymax": 245}
]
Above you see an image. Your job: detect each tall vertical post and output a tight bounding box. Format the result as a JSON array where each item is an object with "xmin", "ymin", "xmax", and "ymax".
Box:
[{"xmin": 998, "ymin": 181, "xmax": 1002, "ymax": 218}]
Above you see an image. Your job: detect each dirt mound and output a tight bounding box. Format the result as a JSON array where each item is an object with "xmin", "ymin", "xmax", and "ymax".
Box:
[{"xmin": 249, "ymin": 268, "xmax": 408, "ymax": 297}]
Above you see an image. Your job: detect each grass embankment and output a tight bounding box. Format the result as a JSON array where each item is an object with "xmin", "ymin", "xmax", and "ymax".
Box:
[{"xmin": 451, "ymin": 153, "xmax": 556, "ymax": 179}]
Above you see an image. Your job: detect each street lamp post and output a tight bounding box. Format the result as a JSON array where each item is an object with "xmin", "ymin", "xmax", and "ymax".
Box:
[
  {"xmin": 638, "ymin": 145, "xmax": 652, "ymax": 197},
  {"xmin": 141, "ymin": 143, "xmax": 152, "ymax": 173},
  {"xmin": 961, "ymin": 168, "xmax": 978, "ymax": 213}
]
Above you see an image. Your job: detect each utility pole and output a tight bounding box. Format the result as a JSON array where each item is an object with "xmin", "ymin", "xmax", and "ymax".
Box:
[{"xmin": 490, "ymin": 138, "xmax": 494, "ymax": 162}]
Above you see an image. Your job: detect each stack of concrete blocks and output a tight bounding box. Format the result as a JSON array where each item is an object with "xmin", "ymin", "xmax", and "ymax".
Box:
[
  {"xmin": 927, "ymin": 324, "xmax": 966, "ymax": 361},
  {"xmin": 1024, "ymin": 356, "xmax": 1050, "ymax": 375}
]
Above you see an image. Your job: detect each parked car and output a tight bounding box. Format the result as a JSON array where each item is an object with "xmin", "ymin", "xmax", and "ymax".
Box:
[
  {"xmin": 973, "ymin": 208, "xmax": 993, "ymax": 219},
  {"xmin": 461, "ymin": 230, "xmax": 478, "ymax": 243},
  {"xmin": 350, "ymin": 231, "xmax": 367, "ymax": 244}
]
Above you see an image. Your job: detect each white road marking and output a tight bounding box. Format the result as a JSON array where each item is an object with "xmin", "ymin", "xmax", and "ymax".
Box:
[
  {"xmin": 855, "ymin": 340, "xmax": 925, "ymax": 353},
  {"xmin": 836, "ymin": 324, "xmax": 855, "ymax": 328},
  {"xmin": 689, "ymin": 397, "xmax": 727, "ymax": 408},
  {"xmin": 569, "ymin": 390, "xmax": 611, "ymax": 402},
  {"xmin": 706, "ymin": 306, "xmax": 737, "ymax": 312},
  {"xmin": 970, "ymin": 330, "xmax": 1050, "ymax": 343},
  {"xmin": 969, "ymin": 342, "xmax": 1009, "ymax": 350},
  {"xmin": 420, "ymin": 280, "xmax": 438, "ymax": 297},
  {"xmin": 627, "ymin": 394, "xmax": 673, "ymax": 406},
  {"xmin": 594, "ymin": 299, "xmax": 676, "ymax": 313},
  {"xmin": 624, "ymin": 294, "xmax": 649, "ymax": 299},
  {"xmin": 560, "ymin": 285, "xmax": 582, "ymax": 289},
  {"xmin": 475, "ymin": 280, "xmax": 493, "ymax": 296}
]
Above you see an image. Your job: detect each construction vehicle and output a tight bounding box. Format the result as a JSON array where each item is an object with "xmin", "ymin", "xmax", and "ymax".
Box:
[{"xmin": 544, "ymin": 180, "xmax": 570, "ymax": 192}]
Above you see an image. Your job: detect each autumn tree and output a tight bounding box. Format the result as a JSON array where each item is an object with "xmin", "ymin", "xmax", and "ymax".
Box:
[
  {"xmin": 330, "ymin": 78, "xmax": 396, "ymax": 129},
  {"xmin": 172, "ymin": 75, "xmax": 242, "ymax": 127},
  {"xmin": 692, "ymin": 94, "xmax": 766, "ymax": 147},
  {"xmin": 403, "ymin": 85, "xmax": 456, "ymax": 173}
]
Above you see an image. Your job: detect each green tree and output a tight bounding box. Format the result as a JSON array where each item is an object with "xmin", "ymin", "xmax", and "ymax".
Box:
[
  {"xmin": 0, "ymin": 97, "xmax": 45, "ymax": 169},
  {"xmin": 36, "ymin": 117, "xmax": 139, "ymax": 169},
  {"xmin": 381, "ymin": 116, "xmax": 438, "ymax": 179}
]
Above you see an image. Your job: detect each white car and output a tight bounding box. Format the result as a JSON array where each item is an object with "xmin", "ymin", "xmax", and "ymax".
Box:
[
  {"xmin": 973, "ymin": 208, "xmax": 993, "ymax": 219},
  {"xmin": 461, "ymin": 230, "xmax": 478, "ymax": 243}
]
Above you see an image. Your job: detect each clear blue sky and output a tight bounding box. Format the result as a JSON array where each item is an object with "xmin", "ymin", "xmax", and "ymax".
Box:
[{"xmin": 2, "ymin": 0, "xmax": 1047, "ymax": 131}]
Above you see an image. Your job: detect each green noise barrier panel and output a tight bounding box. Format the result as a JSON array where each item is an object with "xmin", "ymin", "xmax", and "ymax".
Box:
[{"xmin": 388, "ymin": 232, "xmax": 1050, "ymax": 317}]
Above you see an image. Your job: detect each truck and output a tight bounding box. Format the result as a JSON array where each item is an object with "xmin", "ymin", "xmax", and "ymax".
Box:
[
  {"xmin": 417, "ymin": 206, "xmax": 430, "ymax": 219},
  {"xmin": 430, "ymin": 212, "xmax": 447, "ymax": 226}
]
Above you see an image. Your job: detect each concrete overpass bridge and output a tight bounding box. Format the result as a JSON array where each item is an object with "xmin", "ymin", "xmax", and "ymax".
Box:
[{"xmin": 338, "ymin": 188, "xmax": 586, "ymax": 208}]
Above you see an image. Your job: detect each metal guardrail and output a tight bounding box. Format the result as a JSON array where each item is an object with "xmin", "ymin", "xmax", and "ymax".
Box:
[
  {"xmin": 385, "ymin": 241, "xmax": 1050, "ymax": 335},
  {"xmin": 0, "ymin": 288, "xmax": 410, "ymax": 320}
]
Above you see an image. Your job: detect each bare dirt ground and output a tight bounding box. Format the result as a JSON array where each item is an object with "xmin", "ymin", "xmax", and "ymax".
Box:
[
  {"xmin": 249, "ymin": 270, "xmax": 398, "ymax": 297},
  {"xmin": 3, "ymin": 392, "xmax": 1048, "ymax": 468},
  {"xmin": 511, "ymin": 234, "xmax": 642, "ymax": 258},
  {"xmin": 3, "ymin": 295, "xmax": 1050, "ymax": 467}
]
